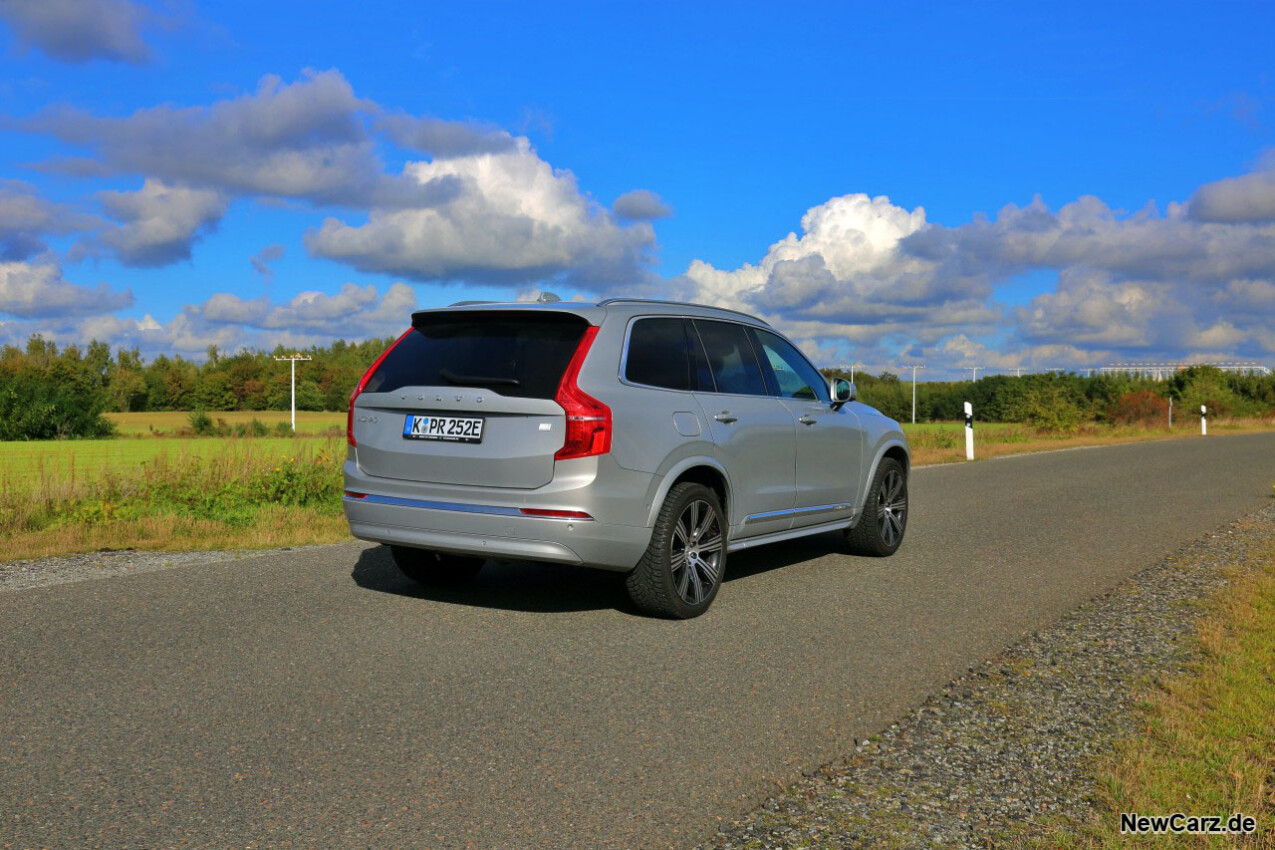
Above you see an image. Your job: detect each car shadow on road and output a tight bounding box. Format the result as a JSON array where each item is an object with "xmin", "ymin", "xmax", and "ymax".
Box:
[{"xmin": 351, "ymin": 531, "xmax": 849, "ymax": 615}]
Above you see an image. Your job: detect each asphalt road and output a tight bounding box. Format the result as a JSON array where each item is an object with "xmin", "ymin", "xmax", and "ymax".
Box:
[{"xmin": 2, "ymin": 433, "xmax": 1273, "ymax": 847}]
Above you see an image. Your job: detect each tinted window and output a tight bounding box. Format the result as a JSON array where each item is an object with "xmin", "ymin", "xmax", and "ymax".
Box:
[
  {"xmin": 625, "ymin": 318, "xmax": 691, "ymax": 390},
  {"xmin": 692, "ymin": 320, "xmax": 768, "ymax": 396},
  {"xmin": 364, "ymin": 311, "xmax": 588, "ymax": 399},
  {"xmin": 753, "ymin": 329, "xmax": 830, "ymax": 403}
]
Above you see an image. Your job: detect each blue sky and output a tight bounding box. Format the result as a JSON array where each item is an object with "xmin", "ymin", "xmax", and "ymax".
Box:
[{"xmin": 1, "ymin": 0, "xmax": 1273, "ymax": 378}]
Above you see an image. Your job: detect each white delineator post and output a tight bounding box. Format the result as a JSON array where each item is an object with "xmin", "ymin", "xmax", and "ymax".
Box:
[
  {"xmin": 1168, "ymin": 396, "xmax": 1173, "ymax": 429},
  {"xmin": 964, "ymin": 401, "xmax": 975, "ymax": 460},
  {"xmin": 274, "ymin": 354, "xmax": 313, "ymax": 432},
  {"xmin": 1201, "ymin": 404, "xmax": 1207, "ymax": 436}
]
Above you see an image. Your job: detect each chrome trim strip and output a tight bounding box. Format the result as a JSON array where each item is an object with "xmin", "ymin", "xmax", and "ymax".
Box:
[
  {"xmin": 743, "ymin": 502, "xmax": 854, "ymax": 525},
  {"xmin": 728, "ymin": 518, "xmax": 855, "ymax": 552},
  {"xmin": 346, "ymin": 493, "xmax": 523, "ymax": 516},
  {"xmin": 344, "ymin": 493, "xmax": 596, "ymax": 520}
]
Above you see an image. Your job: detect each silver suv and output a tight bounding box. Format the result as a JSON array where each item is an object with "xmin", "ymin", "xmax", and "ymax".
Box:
[{"xmin": 343, "ymin": 297, "xmax": 909, "ymax": 618}]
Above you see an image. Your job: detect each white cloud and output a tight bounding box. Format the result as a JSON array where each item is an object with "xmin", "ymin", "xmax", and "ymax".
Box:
[
  {"xmin": 613, "ymin": 189, "xmax": 672, "ymax": 221},
  {"xmin": 0, "ymin": 260, "xmax": 132, "ymax": 318},
  {"xmin": 0, "ymin": 180, "xmax": 97, "ymax": 260},
  {"xmin": 98, "ymin": 179, "xmax": 228, "ymax": 266},
  {"xmin": 0, "ymin": 0, "xmax": 154, "ymax": 65},
  {"xmin": 1189, "ymin": 156, "xmax": 1275, "ymax": 222},
  {"xmin": 305, "ymin": 137, "xmax": 656, "ymax": 286},
  {"xmin": 3, "ymin": 281, "xmax": 416, "ymax": 359}
]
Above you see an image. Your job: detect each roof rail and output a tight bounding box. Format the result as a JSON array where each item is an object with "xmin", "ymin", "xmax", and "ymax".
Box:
[
  {"xmin": 447, "ymin": 300, "xmax": 497, "ymax": 307},
  {"xmin": 596, "ymin": 297, "xmax": 768, "ymax": 325}
]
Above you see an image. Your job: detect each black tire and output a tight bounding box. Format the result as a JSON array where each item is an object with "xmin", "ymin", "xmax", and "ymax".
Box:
[
  {"xmin": 626, "ymin": 482, "xmax": 727, "ymax": 619},
  {"xmin": 845, "ymin": 457, "xmax": 908, "ymax": 557},
  {"xmin": 389, "ymin": 546, "xmax": 485, "ymax": 585}
]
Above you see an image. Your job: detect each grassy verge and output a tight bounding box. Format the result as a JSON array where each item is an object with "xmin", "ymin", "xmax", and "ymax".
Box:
[
  {"xmin": 0, "ymin": 438, "xmax": 347, "ymax": 562},
  {"xmin": 1076, "ymin": 547, "xmax": 1275, "ymax": 846},
  {"xmin": 903, "ymin": 418, "xmax": 1275, "ymax": 467},
  {"xmin": 1019, "ymin": 545, "xmax": 1275, "ymax": 848}
]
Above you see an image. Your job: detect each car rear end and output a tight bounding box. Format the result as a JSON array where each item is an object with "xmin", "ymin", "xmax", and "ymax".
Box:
[{"xmin": 342, "ymin": 305, "xmax": 654, "ymax": 571}]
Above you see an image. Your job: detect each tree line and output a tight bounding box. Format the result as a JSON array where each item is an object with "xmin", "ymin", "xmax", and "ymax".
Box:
[
  {"xmin": 0, "ymin": 335, "xmax": 396, "ymax": 439},
  {"xmin": 2, "ymin": 331, "xmax": 1272, "ymax": 439},
  {"xmin": 826, "ymin": 366, "xmax": 1275, "ymax": 428}
]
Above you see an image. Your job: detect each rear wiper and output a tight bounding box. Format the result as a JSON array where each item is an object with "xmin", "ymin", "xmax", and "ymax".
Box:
[{"xmin": 439, "ymin": 368, "xmax": 520, "ymax": 387}]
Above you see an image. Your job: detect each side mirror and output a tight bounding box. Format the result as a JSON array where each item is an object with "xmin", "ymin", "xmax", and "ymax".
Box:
[{"xmin": 830, "ymin": 377, "xmax": 855, "ymax": 410}]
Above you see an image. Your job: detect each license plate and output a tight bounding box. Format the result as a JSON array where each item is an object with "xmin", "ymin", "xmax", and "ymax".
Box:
[{"xmin": 402, "ymin": 414, "xmax": 484, "ymax": 443}]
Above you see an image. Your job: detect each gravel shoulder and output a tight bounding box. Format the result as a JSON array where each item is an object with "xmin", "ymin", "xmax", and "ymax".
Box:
[{"xmin": 700, "ymin": 500, "xmax": 1275, "ymax": 848}]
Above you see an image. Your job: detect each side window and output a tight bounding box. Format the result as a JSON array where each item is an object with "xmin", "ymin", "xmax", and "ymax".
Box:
[
  {"xmin": 625, "ymin": 318, "xmax": 691, "ymax": 390},
  {"xmin": 753, "ymin": 329, "xmax": 831, "ymax": 403},
  {"xmin": 692, "ymin": 320, "xmax": 769, "ymax": 396}
]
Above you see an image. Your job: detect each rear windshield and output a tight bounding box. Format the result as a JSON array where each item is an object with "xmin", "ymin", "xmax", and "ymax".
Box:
[{"xmin": 364, "ymin": 311, "xmax": 589, "ymax": 399}]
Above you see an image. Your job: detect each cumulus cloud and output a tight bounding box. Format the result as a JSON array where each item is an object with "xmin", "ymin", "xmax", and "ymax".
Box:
[
  {"xmin": 97, "ymin": 179, "xmax": 228, "ymax": 266},
  {"xmin": 678, "ymin": 193, "xmax": 958, "ymax": 326},
  {"xmin": 0, "ymin": 0, "xmax": 154, "ymax": 64},
  {"xmin": 677, "ymin": 166, "xmax": 1275, "ymax": 377},
  {"xmin": 0, "ymin": 260, "xmax": 133, "ymax": 318},
  {"xmin": 250, "ymin": 243, "xmax": 286, "ymax": 281},
  {"xmin": 378, "ymin": 114, "xmax": 518, "ymax": 158},
  {"xmin": 0, "ymin": 180, "xmax": 96, "ymax": 260},
  {"xmin": 2, "ymin": 281, "xmax": 417, "ymax": 358},
  {"xmin": 614, "ymin": 189, "xmax": 672, "ymax": 221},
  {"xmin": 191, "ymin": 282, "xmax": 416, "ymax": 332},
  {"xmin": 305, "ymin": 137, "xmax": 656, "ymax": 286},
  {"xmin": 1189, "ymin": 164, "xmax": 1275, "ymax": 223},
  {"xmin": 18, "ymin": 68, "xmax": 656, "ymax": 286},
  {"xmin": 25, "ymin": 70, "xmax": 450, "ymax": 209}
]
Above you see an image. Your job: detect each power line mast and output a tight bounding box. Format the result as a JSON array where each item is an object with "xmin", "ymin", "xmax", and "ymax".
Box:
[
  {"xmin": 274, "ymin": 353, "xmax": 313, "ymax": 432},
  {"xmin": 908, "ymin": 364, "xmax": 924, "ymax": 424}
]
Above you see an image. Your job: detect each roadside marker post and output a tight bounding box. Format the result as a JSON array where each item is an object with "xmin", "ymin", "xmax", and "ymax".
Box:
[
  {"xmin": 1201, "ymin": 404, "xmax": 1207, "ymax": 436},
  {"xmin": 964, "ymin": 401, "xmax": 974, "ymax": 460},
  {"xmin": 1168, "ymin": 396, "xmax": 1173, "ymax": 429}
]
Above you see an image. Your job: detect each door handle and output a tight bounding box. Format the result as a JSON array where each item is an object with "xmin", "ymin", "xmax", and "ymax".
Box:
[
  {"xmin": 797, "ymin": 414, "xmax": 817, "ymax": 426},
  {"xmin": 714, "ymin": 412, "xmax": 738, "ymax": 424}
]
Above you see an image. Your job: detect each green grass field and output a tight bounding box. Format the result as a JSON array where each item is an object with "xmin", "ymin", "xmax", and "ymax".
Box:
[
  {"xmin": 105, "ymin": 410, "xmax": 345, "ymax": 436},
  {"xmin": 0, "ymin": 436, "xmax": 342, "ymax": 485}
]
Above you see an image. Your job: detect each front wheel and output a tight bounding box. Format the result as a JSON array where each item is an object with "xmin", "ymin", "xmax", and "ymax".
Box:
[
  {"xmin": 845, "ymin": 457, "xmax": 908, "ymax": 556},
  {"xmin": 389, "ymin": 546, "xmax": 485, "ymax": 585},
  {"xmin": 626, "ymin": 482, "xmax": 727, "ymax": 619}
]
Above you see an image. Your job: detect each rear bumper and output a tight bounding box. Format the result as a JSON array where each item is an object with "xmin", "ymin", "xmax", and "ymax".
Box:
[{"xmin": 342, "ymin": 456, "xmax": 654, "ymax": 571}]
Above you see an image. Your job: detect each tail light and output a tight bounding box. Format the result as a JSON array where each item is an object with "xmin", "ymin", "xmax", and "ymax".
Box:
[
  {"xmin": 348, "ymin": 328, "xmax": 412, "ymax": 447},
  {"xmin": 554, "ymin": 325, "xmax": 612, "ymax": 460}
]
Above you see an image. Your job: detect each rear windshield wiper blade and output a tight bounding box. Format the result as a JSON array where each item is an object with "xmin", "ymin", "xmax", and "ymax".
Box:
[{"xmin": 439, "ymin": 368, "xmax": 520, "ymax": 387}]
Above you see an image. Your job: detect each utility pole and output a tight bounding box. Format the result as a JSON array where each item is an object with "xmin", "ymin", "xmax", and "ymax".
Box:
[
  {"xmin": 968, "ymin": 365, "xmax": 982, "ymax": 382},
  {"xmin": 908, "ymin": 364, "xmax": 924, "ymax": 424},
  {"xmin": 850, "ymin": 362, "xmax": 864, "ymax": 383},
  {"xmin": 274, "ymin": 353, "xmax": 313, "ymax": 432}
]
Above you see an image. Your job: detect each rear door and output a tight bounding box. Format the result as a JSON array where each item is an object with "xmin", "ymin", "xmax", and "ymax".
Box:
[
  {"xmin": 689, "ymin": 319, "xmax": 796, "ymax": 533},
  {"xmin": 352, "ymin": 311, "xmax": 587, "ymax": 489}
]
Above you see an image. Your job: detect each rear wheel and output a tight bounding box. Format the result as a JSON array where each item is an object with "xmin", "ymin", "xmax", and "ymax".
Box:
[
  {"xmin": 845, "ymin": 457, "xmax": 908, "ymax": 556},
  {"xmin": 389, "ymin": 546, "xmax": 485, "ymax": 585},
  {"xmin": 626, "ymin": 482, "xmax": 727, "ymax": 619}
]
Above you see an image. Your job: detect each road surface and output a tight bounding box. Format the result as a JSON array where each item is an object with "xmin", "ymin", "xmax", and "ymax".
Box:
[{"xmin": 2, "ymin": 433, "xmax": 1273, "ymax": 847}]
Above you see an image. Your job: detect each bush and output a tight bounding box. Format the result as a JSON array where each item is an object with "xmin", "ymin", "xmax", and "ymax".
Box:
[
  {"xmin": 188, "ymin": 408, "xmax": 214, "ymax": 435},
  {"xmin": 1108, "ymin": 390, "xmax": 1170, "ymax": 426},
  {"xmin": 0, "ymin": 371, "xmax": 115, "ymax": 440}
]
